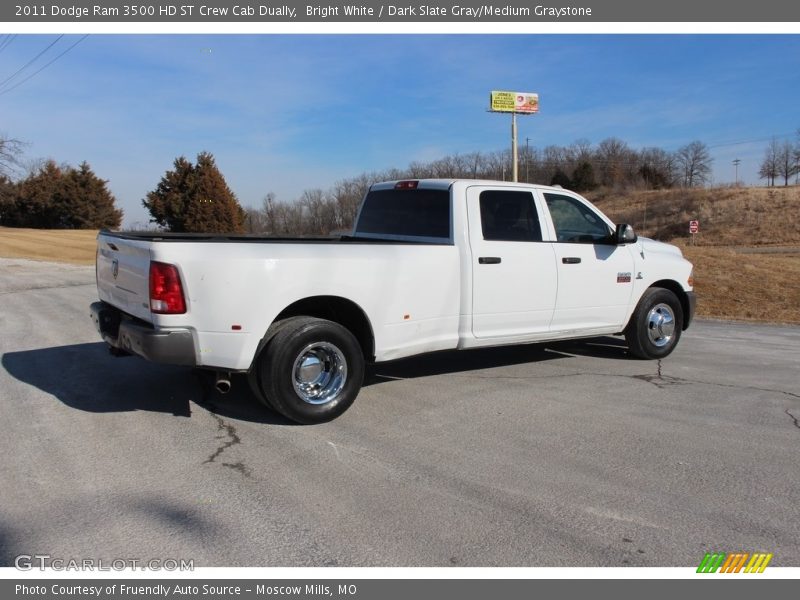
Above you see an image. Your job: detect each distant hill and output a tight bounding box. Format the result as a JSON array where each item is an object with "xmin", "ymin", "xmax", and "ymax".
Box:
[{"xmin": 590, "ymin": 186, "xmax": 800, "ymax": 247}]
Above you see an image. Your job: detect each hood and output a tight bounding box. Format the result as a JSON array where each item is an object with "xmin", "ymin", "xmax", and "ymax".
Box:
[{"xmin": 638, "ymin": 237, "xmax": 684, "ymax": 258}]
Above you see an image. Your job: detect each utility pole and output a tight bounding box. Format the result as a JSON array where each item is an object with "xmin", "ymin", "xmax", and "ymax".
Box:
[
  {"xmin": 525, "ymin": 137, "xmax": 530, "ymax": 183},
  {"xmin": 511, "ymin": 113, "xmax": 518, "ymax": 182},
  {"xmin": 733, "ymin": 158, "xmax": 741, "ymax": 186}
]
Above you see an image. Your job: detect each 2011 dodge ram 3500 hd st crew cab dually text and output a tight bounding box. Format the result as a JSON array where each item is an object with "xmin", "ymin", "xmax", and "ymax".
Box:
[{"xmin": 91, "ymin": 179, "xmax": 696, "ymax": 424}]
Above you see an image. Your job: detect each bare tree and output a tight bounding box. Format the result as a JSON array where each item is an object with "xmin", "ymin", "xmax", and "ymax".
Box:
[
  {"xmin": 0, "ymin": 135, "xmax": 26, "ymax": 176},
  {"xmin": 596, "ymin": 137, "xmax": 636, "ymax": 188},
  {"xmin": 331, "ymin": 177, "xmax": 368, "ymax": 230},
  {"xmin": 299, "ymin": 188, "xmax": 338, "ymax": 234},
  {"xmin": 758, "ymin": 138, "xmax": 780, "ymax": 187},
  {"xmin": 676, "ymin": 141, "xmax": 712, "ymax": 187},
  {"xmin": 776, "ymin": 140, "xmax": 797, "ymax": 187},
  {"xmin": 638, "ymin": 147, "xmax": 677, "ymax": 189},
  {"xmin": 795, "ymin": 128, "xmax": 800, "ymax": 184}
]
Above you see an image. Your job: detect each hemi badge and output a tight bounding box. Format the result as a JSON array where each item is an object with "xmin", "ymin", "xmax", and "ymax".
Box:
[{"xmin": 617, "ymin": 272, "xmax": 632, "ymax": 283}]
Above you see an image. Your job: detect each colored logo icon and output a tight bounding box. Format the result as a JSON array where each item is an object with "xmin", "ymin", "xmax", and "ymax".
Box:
[{"xmin": 697, "ymin": 552, "xmax": 773, "ymax": 573}]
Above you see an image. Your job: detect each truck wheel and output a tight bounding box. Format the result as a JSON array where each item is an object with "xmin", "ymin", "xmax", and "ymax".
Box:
[
  {"xmin": 256, "ymin": 316, "xmax": 364, "ymax": 424},
  {"xmin": 247, "ymin": 368, "xmax": 274, "ymax": 410},
  {"xmin": 248, "ymin": 318, "xmax": 300, "ymax": 412},
  {"xmin": 624, "ymin": 288, "xmax": 684, "ymax": 360}
]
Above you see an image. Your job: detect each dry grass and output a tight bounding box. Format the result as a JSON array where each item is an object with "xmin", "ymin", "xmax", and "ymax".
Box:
[
  {"xmin": 590, "ymin": 186, "xmax": 800, "ymax": 323},
  {"xmin": 0, "ymin": 227, "xmax": 98, "ymax": 264},
  {"xmin": 678, "ymin": 244, "xmax": 800, "ymax": 324},
  {"xmin": 591, "ymin": 186, "xmax": 800, "ymax": 247}
]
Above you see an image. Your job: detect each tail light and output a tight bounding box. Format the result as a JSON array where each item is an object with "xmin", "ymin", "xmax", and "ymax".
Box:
[
  {"xmin": 394, "ymin": 180, "xmax": 419, "ymax": 190},
  {"xmin": 149, "ymin": 262, "xmax": 186, "ymax": 314}
]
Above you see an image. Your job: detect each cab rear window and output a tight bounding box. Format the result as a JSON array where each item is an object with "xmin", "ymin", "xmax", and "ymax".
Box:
[{"xmin": 355, "ymin": 189, "xmax": 451, "ymax": 241}]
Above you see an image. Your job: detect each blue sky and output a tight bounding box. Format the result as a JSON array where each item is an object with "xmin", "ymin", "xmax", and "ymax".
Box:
[{"xmin": 1, "ymin": 34, "xmax": 799, "ymax": 226}]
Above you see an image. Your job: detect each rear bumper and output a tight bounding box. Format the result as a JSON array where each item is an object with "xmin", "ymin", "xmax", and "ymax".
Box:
[
  {"xmin": 684, "ymin": 291, "xmax": 697, "ymax": 329},
  {"xmin": 90, "ymin": 301, "xmax": 197, "ymax": 366}
]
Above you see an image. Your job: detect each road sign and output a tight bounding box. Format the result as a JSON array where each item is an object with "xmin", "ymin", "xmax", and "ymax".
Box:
[{"xmin": 689, "ymin": 220, "xmax": 699, "ymax": 234}]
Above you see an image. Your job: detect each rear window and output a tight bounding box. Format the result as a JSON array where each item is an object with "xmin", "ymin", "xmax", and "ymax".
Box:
[{"xmin": 355, "ymin": 188, "xmax": 451, "ymax": 241}]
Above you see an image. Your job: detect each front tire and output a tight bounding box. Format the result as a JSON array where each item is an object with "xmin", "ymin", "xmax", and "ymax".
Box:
[
  {"xmin": 624, "ymin": 288, "xmax": 684, "ymax": 359},
  {"xmin": 255, "ymin": 316, "xmax": 365, "ymax": 424}
]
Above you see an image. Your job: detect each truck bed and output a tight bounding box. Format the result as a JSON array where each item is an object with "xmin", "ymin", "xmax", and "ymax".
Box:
[{"xmin": 100, "ymin": 231, "xmax": 449, "ymax": 245}]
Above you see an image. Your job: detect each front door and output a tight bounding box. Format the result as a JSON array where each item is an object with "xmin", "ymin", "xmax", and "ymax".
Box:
[{"xmin": 541, "ymin": 192, "xmax": 635, "ymax": 332}]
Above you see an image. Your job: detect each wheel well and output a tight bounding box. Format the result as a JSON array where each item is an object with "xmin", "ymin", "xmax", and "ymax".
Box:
[
  {"xmin": 649, "ymin": 280, "xmax": 691, "ymax": 330},
  {"xmin": 271, "ymin": 296, "xmax": 375, "ymax": 361}
]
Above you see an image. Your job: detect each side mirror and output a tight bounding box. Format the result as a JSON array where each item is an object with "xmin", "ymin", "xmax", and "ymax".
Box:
[{"xmin": 615, "ymin": 223, "xmax": 637, "ymax": 245}]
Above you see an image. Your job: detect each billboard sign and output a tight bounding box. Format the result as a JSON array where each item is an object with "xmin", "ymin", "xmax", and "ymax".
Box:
[{"xmin": 490, "ymin": 91, "xmax": 539, "ymax": 114}]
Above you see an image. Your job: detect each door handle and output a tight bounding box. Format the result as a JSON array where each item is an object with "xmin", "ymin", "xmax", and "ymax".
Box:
[
  {"xmin": 562, "ymin": 257, "xmax": 581, "ymax": 264},
  {"xmin": 478, "ymin": 256, "xmax": 502, "ymax": 264}
]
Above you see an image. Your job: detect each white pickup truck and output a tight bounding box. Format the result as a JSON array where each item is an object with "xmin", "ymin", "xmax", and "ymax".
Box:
[{"xmin": 91, "ymin": 179, "xmax": 695, "ymax": 423}]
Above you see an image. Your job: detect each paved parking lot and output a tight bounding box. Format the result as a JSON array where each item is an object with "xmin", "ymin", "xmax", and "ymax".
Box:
[{"xmin": 1, "ymin": 257, "xmax": 798, "ymax": 567}]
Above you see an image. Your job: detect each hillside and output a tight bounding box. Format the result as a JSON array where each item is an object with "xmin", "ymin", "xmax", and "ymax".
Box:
[
  {"xmin": 590, "ymin": 185, "xmax": 800, "ymax": 247},
  {"xmin": 593, "ymin": 186, "xmax": 800, "ymax": 323}
]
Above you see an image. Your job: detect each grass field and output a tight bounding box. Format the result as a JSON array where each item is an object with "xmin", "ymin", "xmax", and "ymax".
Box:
[
  {"xmin": 2, "ymin": 186, "xmax": 799, "ymax": 324},
  {"xmin": 0, "ymin": 227, "xmax": 99, "ymax": 264}
]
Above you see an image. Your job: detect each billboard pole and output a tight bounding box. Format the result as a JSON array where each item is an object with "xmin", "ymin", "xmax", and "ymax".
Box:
[
  {"xmin": 511, "ymin": 113, "xmax": 518, "ymax": 182},
  {"xmin": 489, "ymin": 90, "xmax": 538, "ymax": 183}
]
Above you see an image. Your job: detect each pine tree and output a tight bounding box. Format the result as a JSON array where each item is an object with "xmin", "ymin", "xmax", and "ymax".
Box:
[
  {"xmin": 11, "ymin": 161, "xmax": 65, "ymax": 227},
  {"xmin": 143, "ymin": 152, "xmax": 244, "ymax": 233},
  {"xmin": 550, "ymin": 168, "xmax": 572, "ymax": 189},
  {"xmin": 570, "ymin": 161, "xmax": 597, "ymax": 192},
  {"xmin": 62, "ymin": 161, "xmax": 123, "ymax": 228},
  {"xmin": 1, "ymin": 160, "xmax": 122, "ymax": 229},
  {"xmin": 0, "ymin": 175, "xmax": 14, "ymax": 223}
]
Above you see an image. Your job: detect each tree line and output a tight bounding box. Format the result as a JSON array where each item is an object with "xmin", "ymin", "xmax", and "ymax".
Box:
[
  {"xmin": 242, "ymin": 138, "xmax": 715, "ymax": 236},
  {"xmin": 0, "ymin": 155, "xmax": 122, "ymax": 229},
  {"xmin": 758, "ymin": 131, "xmax": 800, "ymax": 186},
  {"xmin": 9, "ymin": 130, "xmax": 795, "ymax": 235}
]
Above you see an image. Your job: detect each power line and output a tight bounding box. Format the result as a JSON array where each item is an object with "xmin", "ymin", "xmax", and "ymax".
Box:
[
  {"xmin": 707, "ymin": 133, "xmax": 797, "ymax": 149},
  {"xmin": 0, "ymin": 35, "xmax": 17, "ymax": 55},
  {"xmin": 0, "ymin": 35, "xmax": 64, "ymax": 92},
  {"xmin": 0, "ymin": 35, "xmax": 88, "ymax": 97}
]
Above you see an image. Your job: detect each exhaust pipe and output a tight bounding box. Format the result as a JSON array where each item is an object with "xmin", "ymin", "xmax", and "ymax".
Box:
[{"xmin": 215, "ymin": 372, "xmax": 232, "ymax": 394}]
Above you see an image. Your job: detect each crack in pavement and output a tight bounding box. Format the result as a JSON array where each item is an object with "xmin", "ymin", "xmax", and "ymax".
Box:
[
  {"xmin": 204, "ymin": 413, "xmax": 251, "ymax": 478},
  {"xmin": 221, "ymin": 461, "xmax": 252, "ymax": 478},
  {"xmin": 451, "ymin": 364, "xmax": 800, "ymax": 401},
  {"xmin": 785, "ymin": 409, "xmax": 800, "ymax": 431},
  {"xmin": 193, "ymin": 371, "xmax": 252, "ymax": 478}
]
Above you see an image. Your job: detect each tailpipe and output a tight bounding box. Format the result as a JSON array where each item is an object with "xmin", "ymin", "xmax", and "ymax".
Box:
[{"xmin": 215, "ymin": 372, "xmax": 232, "ymax": 394}]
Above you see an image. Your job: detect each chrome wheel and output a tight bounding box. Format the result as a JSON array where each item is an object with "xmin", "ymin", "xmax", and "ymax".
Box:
[
  {"xmin": 291, "ymin": 342, "xmax": 348, "ymax": 405},
  {"xmin": 646, "ymin": 303, "xmax": 675, "ymax": 348}
]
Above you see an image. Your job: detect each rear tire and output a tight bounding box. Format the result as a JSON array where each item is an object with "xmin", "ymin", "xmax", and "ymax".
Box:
[
  {"xmin": 255, "ymin": 316, "xmax": 364, "ymax": 424},
  {"xmin": 248, "ymin": 318, "xmax": 301, "ymax": 411},
  {"xmin": 624, "ymin": 288, "xmax": 684, "ymax": 359}
]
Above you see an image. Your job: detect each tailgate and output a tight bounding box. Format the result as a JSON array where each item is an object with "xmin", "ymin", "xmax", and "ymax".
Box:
[{"xmin": 96, "ymin": 232, "xmax": 153, "ymax": 323}]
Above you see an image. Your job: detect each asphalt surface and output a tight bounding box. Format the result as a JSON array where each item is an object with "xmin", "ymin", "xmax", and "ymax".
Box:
[{"xmin": 1, "ymin": 257, "xmax": 798, "ymax": 567}]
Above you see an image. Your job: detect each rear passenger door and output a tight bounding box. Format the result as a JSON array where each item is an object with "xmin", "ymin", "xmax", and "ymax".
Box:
[
  {"xmin": 467, "ymin": 186, "xmax": 557, "ymax": 339},
  {"xmin": 540, "ymin": 192, "xmax": 635, "ymax": 331}
]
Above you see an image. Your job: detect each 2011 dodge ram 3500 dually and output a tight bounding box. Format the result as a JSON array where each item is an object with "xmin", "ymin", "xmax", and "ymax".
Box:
[{"xmin": 91, "ymin": 179, "xmax": 696, "ymax": 423}]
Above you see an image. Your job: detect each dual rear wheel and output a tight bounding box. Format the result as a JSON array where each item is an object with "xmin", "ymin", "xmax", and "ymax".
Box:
[{"xmin": 248, "ymin": 316, "xmax": 365, "ymax": 424}]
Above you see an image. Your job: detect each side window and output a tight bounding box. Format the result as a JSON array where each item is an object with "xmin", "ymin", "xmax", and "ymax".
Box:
[
  {"xmin": 544, "ymin": 193, "xmax": 611, "ymax": 243},
  {"xmin": 479, "ymin": 190, "xmax": 542, "ymax": 242}
]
